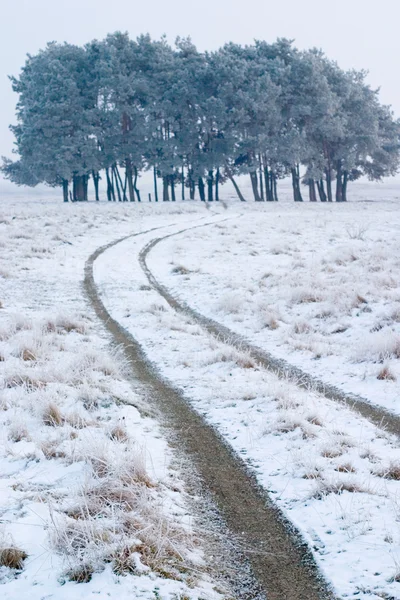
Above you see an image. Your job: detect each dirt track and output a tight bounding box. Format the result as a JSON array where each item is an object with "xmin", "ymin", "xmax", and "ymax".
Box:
[
  {"xmin": 139, "ymin": 223, "xmax": 400, "ymax": 440},
  {"xmin": 84, "ymin": 225, "xmax": 334, "ymax": 600}
]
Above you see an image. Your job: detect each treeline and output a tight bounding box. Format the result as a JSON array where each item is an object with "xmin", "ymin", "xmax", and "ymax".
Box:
[{"xmin": 2, "ymin": 33, "xmax": 399, "ymax": 202}]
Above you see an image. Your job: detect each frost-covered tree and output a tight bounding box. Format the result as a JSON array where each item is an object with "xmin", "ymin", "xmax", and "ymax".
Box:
[
  {"xmin": 2, "ymin": 34, "xmax": 399, "ymax": 202},
  {"xmin": 3, "ymin": 42, "xmax": 100, "ymax": 201}
]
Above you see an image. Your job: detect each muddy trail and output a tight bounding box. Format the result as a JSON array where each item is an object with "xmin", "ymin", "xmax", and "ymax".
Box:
[
  {"xmin": 140, "ymin": 222, "xmax": 400, "ymax": 440},
  {"xmin": 84, "ymin": 226, "xmax": 334, "ymax": 600}
]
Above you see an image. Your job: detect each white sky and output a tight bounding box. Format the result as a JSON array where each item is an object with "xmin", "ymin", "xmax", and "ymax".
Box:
[{"xmin": 1, "ymin": 0, "xmax": 400, "ymax": 160}]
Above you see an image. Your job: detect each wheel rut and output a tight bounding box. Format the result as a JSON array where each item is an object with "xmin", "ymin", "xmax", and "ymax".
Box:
[
  {"xmin": 139, "ymin": 223, "xmax": 400, "ymax": 440},
  {"xmin": 84, "ymin": 223, "xmax": 335, "ymax": 600}
]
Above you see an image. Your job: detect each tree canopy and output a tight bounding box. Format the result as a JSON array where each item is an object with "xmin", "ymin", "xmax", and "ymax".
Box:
[{"xmin": 2, "ymin": 33, "xmax": 399, "ymax": 202}]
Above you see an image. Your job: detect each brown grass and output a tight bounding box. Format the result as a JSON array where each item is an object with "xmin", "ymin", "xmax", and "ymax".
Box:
[
  {"xmin": 43, "ymin": 402, "xmax": 63, "ymax": 427},
  {"xmin": 110, "ymin": 545, "xmax": 137, "ymax": 575},
  {"xmin": 312, "ymin": 479, "xmax": 370, "ymax": 499},
  {"xmin": 0, "ymin": 547, "xmax": 28, "ymax": 569},
  {"xmin": 377, "ymin": 365, "xmax": 397, "ymax": 381},
  {"xmin": 109, "ymin": 425, "xmax": 129, "ymax": 442},
  {"xmin": 376, "ymin": 461, "xmax": 400, "ymax": 481},
  {"xmin": 335, "ymin": 463, "xmax": 356, "ymax": 473},
  {"xmin": 65, "ymin": 564, "xmax": 94, "ymax": 583},
  {"xmin": 21, "ymin": 348, "xmax": 37, "ymax": 361},
  {"xmin": 4, "ymin": 374, "xmax": 46, "ymax": 391},
  {"xmin": 321, "ymin": 447, "xmax": 343, "ymax": 459}
]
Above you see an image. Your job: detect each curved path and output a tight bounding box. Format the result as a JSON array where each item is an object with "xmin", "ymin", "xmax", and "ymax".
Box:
[
  {"xmin": 140, "ymin": 223, "xmax": 400, "ymax": 439},
  {"xmin": 84, "ymin": 223, "xmax": 334, "ymax": 600}
]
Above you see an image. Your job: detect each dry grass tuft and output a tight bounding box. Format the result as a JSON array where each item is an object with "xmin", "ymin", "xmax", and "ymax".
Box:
[
  {"xmin": 109, "ymin": 424, "xmax": 129, "ymax": 442},
  {"xmin": 353, "ymin": 294, "xmax": 368, "ymax": 307},
  {"xmin": 0, "ymin": 546, "xmax": 28, "ymax": 570},
  {"xmin": 335, "ymin": 463, "xmax": 356, "ymax": 474},
  {"xmin": 21, "ymin": 348, "xmax": 37, "ymax": 362},
  {"xmin": 291, "ymin": 289, "xmax": 322, "ymax": 305},
  {"xmin": 302, "ymin": 469, "xmax": 322, "ymax": 480},
  {"xmin": 292, "ymin": 320, "xmax": 312, "ymax": 335},
  {"xmin": 8, "ymin": 424, "xmax": 30, "ymax": 443},
  {"xmin": 45, "ymin": 315, "xmax": 87, "ymax": 335},
  {"xmin": 311, "ymin": 479, "xmax": 370, "ymax": 499},
  {"xmin": 377, "ymin": 365, "xmax": 397, "ymax": 381},
  {"xmin": 41, "ymin": 441, "xmax": 66, "ymax": 460},
  {"xmin": 43, "ymin": 402, "xmax": 63, "ymax": 427},
  {"xmin": 110, "ymin": 545, "xmax": 138, "ymax": 575},
  {"xmin": 376, "ymin": 461, "xmax": 400, "ymax": 481},
  {"xmin": 171, "ymin": 265, "xmax": 191, "ymax": 275},
  {"xmin": 4, "ymin": 374, "xmax": 46, "ymax": 391},
  {"xmin": 321, "ymin": 447, "xmax": 343, "ymax": 459},
  {"xmin": 65, "ymin": 564, "xmax": 94, "ymax": 583}
]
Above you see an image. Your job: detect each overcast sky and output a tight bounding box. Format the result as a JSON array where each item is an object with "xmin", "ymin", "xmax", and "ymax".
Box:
[{"xmin": 1, "ymin": 0, "xmax": 400, "ymax": 161}]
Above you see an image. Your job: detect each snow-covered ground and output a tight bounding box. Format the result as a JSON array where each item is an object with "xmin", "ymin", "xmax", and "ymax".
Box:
[
  {"xmin": 93, "ymin": 190, "xmax": 400, "ymax": 599},
  {"xmin": 2, "ymin": 179, "xmax": 400, "ymax": 600},
  {"xmin": 0, "ymin": 199, "xmax": 229, "ymax": 600},
  {"xmin": 150, "ymin": 198, "xmax": 400, "ymax": 415}
]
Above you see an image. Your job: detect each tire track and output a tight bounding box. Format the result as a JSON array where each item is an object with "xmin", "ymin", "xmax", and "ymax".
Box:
[
  {"xmin": 84, "ymin": 224, "xmax": 334, "ymax": 599},
  {"xmin": 139, "ymin": 224, "xmax": 400, "ymax": 439}
]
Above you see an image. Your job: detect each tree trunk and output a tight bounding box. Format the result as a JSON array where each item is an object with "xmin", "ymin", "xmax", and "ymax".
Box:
[
  {"xmin": 153, "ymin": 166, "xmax": 158, "ymax": 202},
  {"xmin": 264, "ymin": 164, "xmax": 273, "ymax": 201},
  {"xmin": 106, "ymin": 168, "xmax": 113, "ymax": 201},
  {"xmin": 258, "ymin": 155, "xmax": 264, "ymax": 200},
  {"xmin": 225, "ymin": 165, "xmax": 246, "ymax": 201},
  {"xmin": 181, "ymin": 165, "xmax": 185, "ymax": 200},
  {"xmin": 198, "ymin": 177, "xmax": 205, "ymax": 201},
  {"xmin": 336, "ymin": 160, "xmax": 343, "ymax": 202},
  {"xmin": 115, "ymin": 165, "xmax": 128, "ymax": 202},
  {"xmin": 272, "ymin": 173, "xmax": 279, "ymax": 201},
  {"xmin": 62, "ymin": 179, "xmax": 69, "ymax": 203},
  {"xmin": 163, "ymin": 177, "xmax": 170, "ymax": 201},
  {"xmin": 250, "ymin": 171, "xmax": 261, "ymax": 201},
  {"xmin": 325, "ymin": 168, "xmax": 333, "ymax": 202},
  {"xmin": 170, "ymin": 175, "xmax": 176, "ymax": 201},
  {"xmin": 215, "ymin": 168, "xmax": 220, "ymax": 201},
  {"xmin": 73, "ymin": 175, "xmax": 86, "ymax": 202},
  {"xmin": 291, "ymin": 167, "xmax": 303, "ymax": 202},
  {"xmin": 92, "ymin": 171, "xmax": 100, "ymax": 202},
  {"xmin": 207, "ymin": 170, "xmax": 214, "ymax": 201},
  {"xmin": 125, "ymin": 159, "xmax": 135, "ymax": 202},
  {"xmin": 113, "ymin": 166, "xmax": 122, "ymax": 202},
  {"xmin": 342, "ymin": 171, "xmax": 348, "ymax": 202},
  {"xmin": 308, "ymin": 179, "xmax": 317, "ymax": 202},
  {"xmin": 316, "ymin": 179, "xmax": 327, "ymax": 202},
  {"xmin": 133, "ymin": 166, "xmax": 141, "ymax": 202}
]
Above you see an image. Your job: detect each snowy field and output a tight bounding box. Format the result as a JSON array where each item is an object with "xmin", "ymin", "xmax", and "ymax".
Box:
[
  {"xmin": 0, "ymin": 198, "xmax": 229, "ymax": 600},
  {"xmin": 150, "ymin": 195, "xmax": 400, "ymax": 414},
  {"xmin": 1, "ymin": 177, "xmax": 400, "ymax": 599}
]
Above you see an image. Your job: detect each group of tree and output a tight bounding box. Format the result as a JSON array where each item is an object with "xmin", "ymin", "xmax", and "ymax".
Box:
[{"xmin": 2, "ymin": 33, "xmax": 399, "ymax": 202}]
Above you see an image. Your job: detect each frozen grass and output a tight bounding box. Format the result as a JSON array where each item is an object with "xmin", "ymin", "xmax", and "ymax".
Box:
[
  {"xmin": 0, "ymin": 193, "xmax": 230, "ymax": 599},
  {"xmin": 0, "ymin": 539, "xmax": 28, "ymax": 570},
  {"xmin": 95, "ymin": 206, "xmax": 400, "ymax": 598},
  {"xmin": 0, "ymin": 309, "xmax": 220, "ymax": 595},
  {"xmin": 150, "ymin": 201, "xmax": 400, "ymax": 415}
]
